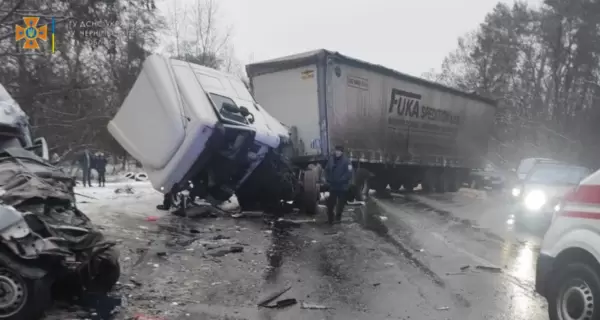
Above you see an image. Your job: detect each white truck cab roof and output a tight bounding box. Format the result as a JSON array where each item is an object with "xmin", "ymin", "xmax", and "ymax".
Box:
[{"xmin": 108, "ymin": 55, "xmax": 292, "ymax": 192}]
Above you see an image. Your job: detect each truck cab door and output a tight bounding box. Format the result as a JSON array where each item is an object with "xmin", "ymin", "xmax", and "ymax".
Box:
[{"xmin": 32, "ymin": 137, "xmax": 49, "ymax": 160}]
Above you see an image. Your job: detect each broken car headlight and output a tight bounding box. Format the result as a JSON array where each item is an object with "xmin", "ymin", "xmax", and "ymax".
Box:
[{"xmin": 524, "ymin": 190, "xmax": 546, "ymax": 211}]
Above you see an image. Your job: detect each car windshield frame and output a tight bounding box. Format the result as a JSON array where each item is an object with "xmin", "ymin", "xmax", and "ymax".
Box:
[{"xmin": 524, "ymin": 163, "xmax": 590, "ymax": 185}]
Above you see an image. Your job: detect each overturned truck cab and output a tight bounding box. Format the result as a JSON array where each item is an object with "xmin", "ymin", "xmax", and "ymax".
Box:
[{"xmin": 108, "ymin": 55, "xmax": 320, "ymax": 214}]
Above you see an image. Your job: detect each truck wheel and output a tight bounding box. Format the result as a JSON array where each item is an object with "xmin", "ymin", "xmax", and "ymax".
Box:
[
  {"xmin": 170, "ymin": 192, "xmax": 189, "ymax": 216},
  {"xmin": 0, "ymin": 265, "xmax": 52, "ymax": 320},
  {"xmin": 548, "ymin": 262, "xmax": 600, "ymax": 320},
  {"xmin": 302, "ymin": 168, "xmax": 319, "ymax": 216}
]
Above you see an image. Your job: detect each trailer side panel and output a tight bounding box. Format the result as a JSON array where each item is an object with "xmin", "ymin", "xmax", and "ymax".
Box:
[{"xmin": 326, "ymin": 61, "xmax": 495, "ymax": 169}]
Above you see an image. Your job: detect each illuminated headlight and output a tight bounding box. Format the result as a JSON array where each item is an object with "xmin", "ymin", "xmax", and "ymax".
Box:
[
  {"xmin": 511, "ymin": 187, "xmax": 521, "ymax": 197},
  {"xmin": 554, "ymin": 204, "xmax": 561, "ymax": 212},
  {"xmin": 524, "ymin": 190, "xmax": 546, "ymax": 211}
]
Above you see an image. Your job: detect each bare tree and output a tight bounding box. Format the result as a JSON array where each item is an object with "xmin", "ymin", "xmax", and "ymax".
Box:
[
  {"xmin": 164, "ymin": 0, "xmax": 186, "ymax": 57},
  {"xmin": 162, "ymin": 0, "xmax": 237, "ymax": 70}
]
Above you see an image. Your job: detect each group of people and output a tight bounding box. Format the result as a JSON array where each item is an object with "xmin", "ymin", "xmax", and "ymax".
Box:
[{"xmin": 76, "ymin": 149, "xmax": 108, "ymax": 187}]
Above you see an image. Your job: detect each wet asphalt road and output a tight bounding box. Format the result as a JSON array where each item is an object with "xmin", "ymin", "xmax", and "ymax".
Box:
[
  {"xmin": 375, "ymin": 191, "xmax": 549, "ymax": 320},
  {"xmin": 43, "ymin": 183, "xmax": 550, "ymax": 320}
]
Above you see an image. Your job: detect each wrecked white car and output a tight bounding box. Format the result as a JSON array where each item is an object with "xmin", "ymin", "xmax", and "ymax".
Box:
[{"xmin": 108, "ymin": 55, "xmax": 320, "ymax": 214}]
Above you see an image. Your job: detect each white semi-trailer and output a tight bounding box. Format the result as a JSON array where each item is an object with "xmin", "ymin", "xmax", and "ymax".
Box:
[{"xmin": 246, "ymin": 49, "xmax": 497, "ymax": 193}]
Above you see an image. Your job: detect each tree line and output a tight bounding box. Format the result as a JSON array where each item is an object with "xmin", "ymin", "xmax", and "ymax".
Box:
[
  {"xmin": 0, "ymin": 0, "xmax": 235, "ymax": 163},
  {"xmin": 3, "ymin": 0, "xmax": 594, "ymax": 169},
  {"xmin": 425, "ymin": 0, "xmax": 600, "ymax": 169}
]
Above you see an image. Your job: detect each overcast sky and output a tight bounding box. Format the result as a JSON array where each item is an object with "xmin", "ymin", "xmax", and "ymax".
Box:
[{"xmin": 157, "ymin": 0, "xmax": 541, "ymax": 77}]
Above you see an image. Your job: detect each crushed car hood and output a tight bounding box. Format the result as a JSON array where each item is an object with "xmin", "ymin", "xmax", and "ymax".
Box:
[{"xmin": 0, "ymin": 147, "xmax": 74, "ymax": 207}]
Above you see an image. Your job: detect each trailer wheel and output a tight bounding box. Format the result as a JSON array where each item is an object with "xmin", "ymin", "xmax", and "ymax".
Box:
[
  {"xmin": 302, "ymin": 168, "xmax": 320, "ymax": 216},
  {"xmin": 422, "ymin": 171, "xmax": 436, "ymax": 193},
  {"xmin": 447, "ymin": 177, "xmax": 460, "ymax": 192},
  {"xmin": 403, "ymin": 181, "xmax": 418, "ymax": 192},
  {"xmin": 389, "ymin": 181, "xmax": 401, "ymax": 191},
  {"xmin": 435, "ymin": 173, "xmax": 447, "ymax": 193}
]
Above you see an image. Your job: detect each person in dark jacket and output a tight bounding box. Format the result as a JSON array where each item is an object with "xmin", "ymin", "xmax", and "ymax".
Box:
[
  {"xmin": 95, "ymin": 152, "xmax": 107, "ymax": 187},
  {"xmin": 325, "ymin": 145, "xmax": 352, "ymax": 225},
  {"xmin": 75, "ymin": 149, "xmax": 93, "ymax": 187}
]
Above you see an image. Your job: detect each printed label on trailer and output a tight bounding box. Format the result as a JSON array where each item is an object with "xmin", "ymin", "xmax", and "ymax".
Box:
[
  {"xmin": 387, "ymin": 88, "xmax": 462, "ymax": 135},
  {"xmin": 347, "ymin": 76, "xmax": 368, "ymax": 90}
]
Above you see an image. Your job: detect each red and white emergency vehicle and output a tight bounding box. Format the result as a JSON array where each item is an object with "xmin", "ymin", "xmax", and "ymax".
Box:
[{"xmin": 536, "ymin": 168, "xmax": 600, "ymax": 319}]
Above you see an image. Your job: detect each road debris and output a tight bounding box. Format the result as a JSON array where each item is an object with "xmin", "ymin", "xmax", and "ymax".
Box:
[
  {"xmin": 115, "ymin": 185, "xmax": 135, "ymax": 194},
  {"xmin": 134, "ymin": 314, "xmax": 165, "ymax": 320},
  {"xmin": 274, "ymin": 218, "xmax": 303, "ymax": 228},
  {"xmin": 206, "ymin": 245, "xmax": 244, "ymax": 257},
  {"xmin": 264, "ymin": 298, "xmax": 298, "ymax": 309},
  {"xmin": 258, "ymin": 285, "xmax": 292, "ymax": 307},
  {"xmin": 460, "ymin": 265, "xmax": 470, "ymax": 271},
  {"xmin": 436, "ymin": 306, "xmax": 450, "ymax": 311},
  {"xmin": 301, "ymin": 302, "xmax": 330, "ymax": 310},
  {"xmin": 475, "ymin": 265, "xmax": 503, "ymax": 273}
]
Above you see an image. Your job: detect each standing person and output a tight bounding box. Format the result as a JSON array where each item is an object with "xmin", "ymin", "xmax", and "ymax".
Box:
[
  {"xmin": 75, "ymin": 149, "xmax": 93, "ymax": 187},
  {"xmin": 325, "ymin": 145, "xmax": 352, "ymax": 225},
  {"xmin": 95, "ymin": 152, "xmax": 107, "ymax": 187}
]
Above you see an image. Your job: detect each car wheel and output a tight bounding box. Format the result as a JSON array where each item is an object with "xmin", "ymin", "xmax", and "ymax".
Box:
[
  {"xmin": 548, "ymin": 262, "xmax": 600, "ymax": 320},
  {"xmin": 0, "ymin": 265, "xmax": 52, "ymax": 320}
]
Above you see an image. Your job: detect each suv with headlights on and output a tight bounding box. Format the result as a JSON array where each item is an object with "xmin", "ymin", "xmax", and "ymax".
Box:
[{"xmin": 512, "ymin": 162, "xmax": 590, "ymax": 230}]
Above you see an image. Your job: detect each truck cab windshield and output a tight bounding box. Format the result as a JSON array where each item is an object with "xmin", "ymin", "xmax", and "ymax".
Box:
[{"xmin": 209, "ymin": 93, "xmax": 248, "ymax": 125}]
